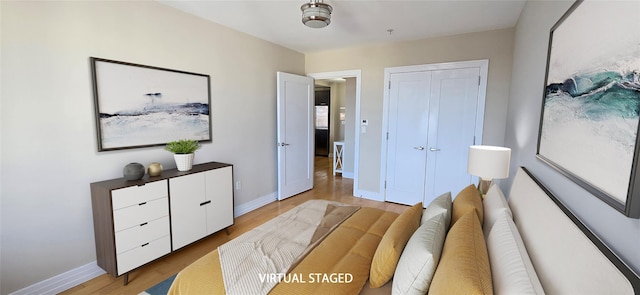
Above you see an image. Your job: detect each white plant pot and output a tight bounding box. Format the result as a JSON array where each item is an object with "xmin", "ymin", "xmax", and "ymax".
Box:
[{"xmin": 174, "ymin": 153, "xmax": 195, "ymax": 171}]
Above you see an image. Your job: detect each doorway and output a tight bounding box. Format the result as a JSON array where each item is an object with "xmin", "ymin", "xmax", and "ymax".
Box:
[
  {"xmin": 308, "ymin": 70, "xmax": 361, "ymax": 196},
  {"xmin": 380, "ymin": 60, "xmax": 488, "ymax": 206}
]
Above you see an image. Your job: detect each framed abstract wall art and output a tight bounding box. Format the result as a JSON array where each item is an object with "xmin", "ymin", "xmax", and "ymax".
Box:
[
  {"xmin": 536, "ymin": 0, "xmax": 640, "ymax": 218},
  {"xmin": 91, "ymin": 57, "xmax": 212, "ymax": 151}
]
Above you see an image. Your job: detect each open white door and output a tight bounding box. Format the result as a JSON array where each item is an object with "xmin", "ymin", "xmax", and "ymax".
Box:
[{"xmin": 277, "ymin": 72, "xmax": 314, "ymax": 200}]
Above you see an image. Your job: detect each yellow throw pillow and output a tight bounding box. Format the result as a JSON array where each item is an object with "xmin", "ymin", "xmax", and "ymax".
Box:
[
  {"xmin": 429, "ymin": 211, "xmax": 493, "ymax": 295},
  {"xmin": 369, "ymin": 202, "xmax": 423, "ymax": 288},
  {"xmin": 451, "ymin": 184, "xmax": 483, "ymax": 227}
]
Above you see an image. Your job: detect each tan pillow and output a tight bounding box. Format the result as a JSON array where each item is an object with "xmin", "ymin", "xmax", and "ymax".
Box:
[
  {"xmin": 451, "ymin": 184, "xmax": 483, "ymax": 227},
  {"xmin": 370, "ymin": 202, "xmax": 423, "ymax": 288},
  {"xmin": 429, "ymin": 211, "xmax": 493, "ymax": 295}
]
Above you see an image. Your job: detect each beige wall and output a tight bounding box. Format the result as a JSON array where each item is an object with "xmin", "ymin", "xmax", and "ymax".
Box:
[
  {"xmin": 306, "ymin": 29, "xmax": 514, "ymax": 194},
  {"xmin": 0, "ymin": 1, "xmax": 304, "ymax": 293}
]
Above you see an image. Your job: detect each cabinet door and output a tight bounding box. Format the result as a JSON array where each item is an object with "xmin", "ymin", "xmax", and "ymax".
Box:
[
  {"xmin": 169, "ymin": 173, "xmax": 207, "ymax": 250},
  {"xmin": 204, "ymin": 166, "xmax": 234, "ymax": 234}
]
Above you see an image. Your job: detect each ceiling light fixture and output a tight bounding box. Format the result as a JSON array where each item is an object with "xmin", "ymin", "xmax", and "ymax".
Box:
[{"xmin": 301, "ymin": 0, "xmax": 333, "ymax": 29}]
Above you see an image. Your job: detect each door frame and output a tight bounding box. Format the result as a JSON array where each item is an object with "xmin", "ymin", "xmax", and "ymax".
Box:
[
  {"xmin": 379, "ymin": 60, "xmax": 489, "ymax": 199},
  {"xmin": 307, "ymin": 70, "xmax": 362, "ymax": 197}
]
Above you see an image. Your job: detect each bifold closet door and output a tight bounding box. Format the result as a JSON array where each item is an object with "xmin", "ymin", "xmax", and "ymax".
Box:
[{"xmin": 384, "ymin": 67, "xmax": 481, "ymax": 206}]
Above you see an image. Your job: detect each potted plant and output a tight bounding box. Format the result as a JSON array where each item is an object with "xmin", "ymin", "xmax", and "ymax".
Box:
[{"xmin": 165, "ymin": 139, "xmax": 201, "ymax": 171}]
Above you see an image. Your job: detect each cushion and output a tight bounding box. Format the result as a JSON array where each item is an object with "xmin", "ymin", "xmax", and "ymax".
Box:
[
  {"xmin": 421, "ymin": 191, "xmax": 452, "ymax": 228},
  {"xmin": 450, "ymin": 184, "xmax": 483, "ymax": 227},
  {"xmin": 370, "ymin": 202, "xmax": 423, "ymax": 288},
  {"xmin": 429, "ymin": 211, "xmax": 493, "ymax": 295},
  {"xmin": 392, "ymin": 213, "xmax": 448, "ymax": 295},
  {"xmin": 487, "ymin": 210, "xmax": 545, "ymax": 294},
  {"xmin": 482, "ymin": 183, "xmax": 512, "ymax": 234}
]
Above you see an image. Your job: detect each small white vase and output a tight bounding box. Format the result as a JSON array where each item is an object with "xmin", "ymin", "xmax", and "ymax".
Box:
[{"xmin": 174, "ymin": 153, "xmax": 194, "ymax": 171}]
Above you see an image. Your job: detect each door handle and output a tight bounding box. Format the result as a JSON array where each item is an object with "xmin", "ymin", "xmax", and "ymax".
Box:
[
  {"xmin": 414, "ymin": 146, "xmax": 425, "ymax": 150},
  {"xmin": 278, "ymin": 142, "xmax": 291, "ymax": 147},
  {"xmin": 429, "ymin": 148, "xmax": 441, "ymax": 152}
]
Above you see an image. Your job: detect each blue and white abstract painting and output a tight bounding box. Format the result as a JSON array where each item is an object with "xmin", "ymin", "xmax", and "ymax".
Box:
[
  {"xmin": 93, "ymin": 59, "xmax": 211, "ymax": 151},
  {"xmin": 538, "ymin": 1, "xmax": 640, "ymax": 204}
]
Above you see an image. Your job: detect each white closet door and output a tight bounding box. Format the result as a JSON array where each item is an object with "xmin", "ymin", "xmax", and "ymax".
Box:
[
  {"xmin": 384, "ymin": 71, "xmax": 432, "ymax": 205},
  {"xmin": 383, "ymin": 61, "xmax": 485, "ymax": 206},
  {"xmin": 424, "ymin": 68, "xmax": 480, "ymax": 204}
]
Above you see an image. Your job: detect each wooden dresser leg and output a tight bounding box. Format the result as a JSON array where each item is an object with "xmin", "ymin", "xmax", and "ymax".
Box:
[
  {"xmin": 123, "ymin": 273, "xmax": 129, "ymax": 286},
  {"xmin": 225, "ymin": 227, "xmax": 230, "ymax": 235}
]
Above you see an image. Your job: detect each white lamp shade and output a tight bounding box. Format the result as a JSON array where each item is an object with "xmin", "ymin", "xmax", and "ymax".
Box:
[{"xmin": 467, "ymin": 145, "xmax": 511, "ymax": 180}]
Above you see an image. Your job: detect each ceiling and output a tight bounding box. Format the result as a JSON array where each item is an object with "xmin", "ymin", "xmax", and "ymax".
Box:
[{"xmin": 158, "ymin": 0, "xmax": 527, "ymax": 54}]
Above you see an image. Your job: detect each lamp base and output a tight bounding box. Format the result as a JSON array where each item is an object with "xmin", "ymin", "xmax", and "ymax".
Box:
[{"xmin": 478, "ymin": 179, "xmax": 493, "ymax": 196}]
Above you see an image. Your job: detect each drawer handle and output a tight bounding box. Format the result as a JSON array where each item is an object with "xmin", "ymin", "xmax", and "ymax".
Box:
[
  {"xmin": 138, "ymin": 202, "xmax": 147, "ymax": 206},
  {"xmin": 141, "ymin": 242, "xmax": 149, "ymax": 247},
  {"xmin": 140, "ymin": 222, "xmax": 148, "ymax": 227},
  {"xmin": 200, "ymin": 200, "xmax": 212, "ymax": 206}
]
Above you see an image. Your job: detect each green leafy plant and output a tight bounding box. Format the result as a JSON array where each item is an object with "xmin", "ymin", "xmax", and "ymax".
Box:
[{"xmin": 165, "ymin": 139, "xmax": 201, "ymax": 154}]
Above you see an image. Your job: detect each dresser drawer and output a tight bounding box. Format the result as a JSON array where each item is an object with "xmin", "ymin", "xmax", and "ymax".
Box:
[
  {"xmin": 117, "ymin": 235, "xmax": 170, "ymax": 275},
  {"xmin": 111, "ymin": 180, "xmax": 167, "ymax": 210},
  {"xmin": 115, "ymin": 216, "xmax": 170, "ymax": 254},
  {"xmin": 113, "ymin": 197, "xmax": 168, "ymax": 232}
]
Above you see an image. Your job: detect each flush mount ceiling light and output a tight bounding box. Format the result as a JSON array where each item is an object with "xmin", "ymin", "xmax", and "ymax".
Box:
[{"xmin": 301, "ymin": 0, "xmax": 333, "ymax": 28}]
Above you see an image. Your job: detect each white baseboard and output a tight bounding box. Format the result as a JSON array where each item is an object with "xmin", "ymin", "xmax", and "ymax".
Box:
[
  {"xmin": 356, "ymin": 189, "xmax": 384, "ymax": 202},
  {"xmin": 341, "ymin": 171, "xmax": 354, "ymax": 179},
  {"xmin": 234, "ymin": 192, "xmax": 278, "ymax": 217},
  {"xmin": 9, "ymin": 262, "xmax": 105, "ymax": 295}
]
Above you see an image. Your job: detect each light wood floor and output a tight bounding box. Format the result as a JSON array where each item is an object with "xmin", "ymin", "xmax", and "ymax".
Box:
[{"xmin": 61, "ymin": 157, "xmax": 408, "ymax": 295}]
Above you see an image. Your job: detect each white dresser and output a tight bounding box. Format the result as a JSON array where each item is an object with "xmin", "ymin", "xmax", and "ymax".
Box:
[{"xmin": 90, "ymin": 162, "xmax": 233, "ymax": 284}]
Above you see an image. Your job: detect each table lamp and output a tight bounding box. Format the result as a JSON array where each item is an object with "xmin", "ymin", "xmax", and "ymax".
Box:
[{"xmin": 467, "ymin": 145, "xmax": 511, "ymax": 195}]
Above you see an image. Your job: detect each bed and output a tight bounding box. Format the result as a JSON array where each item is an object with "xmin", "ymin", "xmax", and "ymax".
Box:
[{"xmin": 168, "ymin": 167, "xmax": 640, "ymax": 294}]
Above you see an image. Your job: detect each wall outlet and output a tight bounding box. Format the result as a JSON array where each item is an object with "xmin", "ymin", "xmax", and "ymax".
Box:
[{"xmin": 235, "ymin": 181, "xmax": 241, "ymax": 190}]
